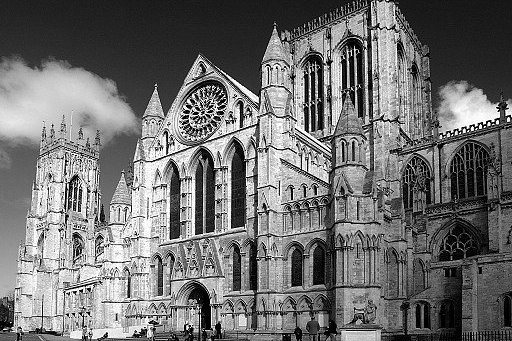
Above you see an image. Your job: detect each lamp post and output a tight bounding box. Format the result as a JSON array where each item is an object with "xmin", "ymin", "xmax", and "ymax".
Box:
[
  {"xmin": 80, "ymin": 306, "xmax": 86, "ymax": 328},
  {"xmin": 41, "ymin": 294, "xmax": 44, "ymax": 332},
  {"xmin": 197, "ymin": 302, "xmax": 203, "ymax": 341}
]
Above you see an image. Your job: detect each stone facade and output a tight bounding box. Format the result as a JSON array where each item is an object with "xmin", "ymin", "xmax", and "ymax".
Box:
[{"xmin": 15, "ymin": 0, "xmax": 512, "ymax": 337}]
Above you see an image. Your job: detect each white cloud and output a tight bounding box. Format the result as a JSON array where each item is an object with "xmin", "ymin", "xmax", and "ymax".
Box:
[
  {"xmin": 437, "ymin": 81, "xmax": 511, "ymax": 132},
  {"xmin": 0, "ymin": 56, "xmax": 139, "ymax": 148}
]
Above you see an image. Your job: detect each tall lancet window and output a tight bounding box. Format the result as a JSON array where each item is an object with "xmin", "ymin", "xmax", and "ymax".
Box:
[
  {"xmin": 402, "ymin": 156, "xmax": 432, "ymax": 211},
  {"xmin": 168, "ymin": 164, "xmax": 181, "ymax": 240},
  {"xmin": 232, "ymin": 245, "xmax": 241, "ymax": 291},
  {"xmin": 411, "ymin": 65, "xmax": 422, "ymax": 138},
  {"xmin": 67, "ymin": 176, "xmax": 83, "ymax": 212},
  {"xmin": 72, "ymin": 234, "xmax": 84, "ymax": 264},
  {"xmin": 340, "ymin": 40, "xmax": 364, "ymax": 118},
  {"xmin": 450, "ymin": 143, "xmax": 489, "ymax": 200},
  {"xmin": 397, "ymin": 46, "xmax": 408, "ymax": 132},
  {"xmin": 195, "ymin": 150, "xmax": 215, "ymax": 235},
  {"xmin": 303, "ymin": 56, "xmax": 324, "ymax": 132},
  {"xmin": 231, "ymin": 143, "xmax": 246, "ymax": 228},
  {"xmin": 155, "ymin": 256, "xmax": 163, "ymax": 296}
]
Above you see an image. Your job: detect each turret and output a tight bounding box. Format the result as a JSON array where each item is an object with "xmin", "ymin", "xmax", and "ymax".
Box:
[
  {"xmin": 259, "ymin": 23, "xmax": 291, "ymax": 117},
  {"xmin": 331, "ymin": 98, "xmax": 367, "ymax": 193},
  {"xmin": 109, "ymin": 170, "xmax": 131, "ymax": 225},
  {"xmin": 141, "ymin": 84, "xmax": 165, "ymax": 150}
]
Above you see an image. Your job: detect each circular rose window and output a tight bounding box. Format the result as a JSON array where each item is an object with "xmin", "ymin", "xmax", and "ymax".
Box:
[{"xmin": 178, "ymin": 82, "xmax": 228, "ymax": 143}]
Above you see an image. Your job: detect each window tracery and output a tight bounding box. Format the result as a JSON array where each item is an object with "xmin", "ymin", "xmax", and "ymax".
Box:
[
  {"xmin": 303, "ymin": 56, "xmax": 324, "ymax": 132},
  {"xmin": 67, "ymin": 176, "xmax": 83, "ymax": 212},
  {"xmin": 95, "ymin": 236, "xmax": 104, "ymax": 259},
  {"xmin": 340, "ymin": 40, "xmax": 364, "ymax": 118},
  {"xmin": 156, "ymin": 256, "xmax": 163, "ymax": 296},
  {"xmin": 195, "ymin": 151, "xmax": 215, "ymax": 235},
  {"xmin": 249, "ymin": 243, "xmax": 258, "ymax": 290},
  {"xmin": 450, "ymin": 143, "xmax": 489, "ymax": 200},
  {"xmin": 415, "ymin": 302, "xmax": 430, "ymax": 329},
  {"xmin": 312, "ymin": 246, "xmax": 325, "ymax": 285},
  {"xmin": 438, "ymin": 224, "xmax": 477, "ymax": 261},
  {"xmin": 72, "ymin": 234, "xmax": 84, "ymax": 264},
  {"xmin": 232, "ymin": 245, "xmax": 241, "ymax": 291},
  {"xmin": 402, "ymin": 156, "xmax": 432, "ymax": 210}
]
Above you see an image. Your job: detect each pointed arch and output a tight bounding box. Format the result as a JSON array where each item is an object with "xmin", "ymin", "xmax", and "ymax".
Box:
[
  {"xmin": 302, "ymin": 54, "xmax": 324, "ymax": 132},
  {"xmin": 229, "ymin": 140, "xmax": 246, "ymax": 228},
  {"xmin": 402, "ymin": 154, "xmax": 432, "ymax": 210},
  {"xmin": 387, "ymin": 247, "xmax": 399, "ymax": 298},
  {"xmin": 232, "ymin": 244, "xmax": 242, "ymax": 291},
  {"xmin": 66, "ymin": 175, "xmax": 84, "ymax": 212},
  {"xmin": 164, "ymin": 160, "xmax": 181, "ymax": 240},
  {"xmin": 190, "ymin": 148, "xmax": 215, "ymax": 235},
  {"xmin": 338, "ymin": 38, "xmax": 365, "ymax": 119}
]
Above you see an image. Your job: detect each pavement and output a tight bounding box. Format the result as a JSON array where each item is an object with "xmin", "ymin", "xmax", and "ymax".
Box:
[{"xmin": 0, "ymin": 332, "xmax": 75, "ymax": 341}]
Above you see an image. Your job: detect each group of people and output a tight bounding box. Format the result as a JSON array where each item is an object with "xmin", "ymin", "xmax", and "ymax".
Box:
[
  {"xmin": 294, "ymin": 316, "xmax": 338, "ymax": 341},
  {"xmin": 82, "ymin": 327, "xmax": 108, "ymax": 341},
  {"xmin": 181, "ymin": 321, "xmax": 222, "ymax": 341}
]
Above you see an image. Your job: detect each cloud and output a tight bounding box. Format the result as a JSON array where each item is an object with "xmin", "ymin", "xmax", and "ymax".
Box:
[
  {"xmin": 437, "ymin": 81, "xmax": 512, "ymax": 132},
  {"xmin": 0, "ymin": 56, "xmax": 139, "ymax": 148},
  {"xmin": 0, "ymin": 148, "xmax": 12, "ymax": 169}
]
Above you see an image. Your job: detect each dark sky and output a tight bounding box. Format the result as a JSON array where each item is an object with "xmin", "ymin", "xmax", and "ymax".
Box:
[{"xmin": 0, "ymin": 0, "xmax": 511, "ymax": 295}]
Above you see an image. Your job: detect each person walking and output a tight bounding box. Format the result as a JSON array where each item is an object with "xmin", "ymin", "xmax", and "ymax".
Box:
[
  {"xmin": 147, "ymin": 325, "xmax": 154, "ymax": 341},
  {"xmin": 88, "ymin": 327, "xmax": 93, "ymax": 341},
  {"xmin": 294, "ymin": 326, "xmax": 302, "ymax": 341},
  {"xmin": 214, "ymin": 321, "xmax": 222, "ymax": 340},
  {"xmin": 16, "ymin": 327, "xmax": 23, "ymax": 341},
  {"xmin": 324, "ymin": 320, "xmax": 337, "ymax": 341},
  {"xmin": 305, "ymin": 316, "xmax": 320, "ymax": 341},
  {"xmin": 82, "ymin": 327, "xmax": 88, "ymax": 341}
]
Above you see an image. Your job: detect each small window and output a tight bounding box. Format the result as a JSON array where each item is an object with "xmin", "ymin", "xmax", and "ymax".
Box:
[
  {"xmin": 290, "ymin": 187, "xmax": 294, "ymax": 201},
  {"xmin": 303, "ymin": 186, "xmax": 307, "ymax": 198},
  {"xmin": 439, "ymin": 301, "xmax": 455, "ymax": 328},
  {"xmin": 505, "ymin": 295, "xmax": 512, "ymax": 327},
  {"xmin": 415, "ymin": 302, "xmax": 431, "ymax": 329}
]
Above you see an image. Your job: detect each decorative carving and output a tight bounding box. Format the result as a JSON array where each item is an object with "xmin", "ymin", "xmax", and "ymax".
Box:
[{"xmin": 178, "ymin": 83, "xmax": 228, "ymax": 143}]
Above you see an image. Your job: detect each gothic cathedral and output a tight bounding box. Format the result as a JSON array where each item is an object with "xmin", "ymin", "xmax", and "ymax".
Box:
[{"xmin": 15, "ymin": 0, "xmax": 512, "ymax": 338}]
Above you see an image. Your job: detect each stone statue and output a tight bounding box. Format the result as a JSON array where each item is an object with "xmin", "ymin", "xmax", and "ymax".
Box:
[{"xmin": 364, "ymin": 300, "xmax": 377, "ymax": 324}]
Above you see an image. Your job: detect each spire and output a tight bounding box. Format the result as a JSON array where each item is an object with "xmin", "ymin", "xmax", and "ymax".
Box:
[
  {"xmin": 86, "ymin": 137, "xmax": 91, "ymax": 149},
  {"xmin": 60, "ymin": 115, "xmax": 67, "ymax": 136},
  {"xmin": 110, "ymin": 170, "xmax": 131, "ymax": 206},
  {"xmin": 41, "ymin": 123, "xmax": 47, "ymax": 142},
  {"xmin": 262, "ymin": 23, "xmax": 288, "ymax": 64},
  {"xmin": 497, "ymin": 91, "xmax": 509, "ymax": 124},
  {"xmin": 50, "ymin": 124, "xmax": 55, "ymax": 139},
  {"xmin": 78, "ymin": 127, "xmax": 83, "ymax": 140},
  {"xmin": 143, "ymin": 85, "xmax": 165, "ymax": 119},
  {"xmin": 94, "ymin": 130, "xmax": 101, "ymax": 147},
  {"xmin": 334, "ymin": 97, "xmax": 364, "ymax": 136}
]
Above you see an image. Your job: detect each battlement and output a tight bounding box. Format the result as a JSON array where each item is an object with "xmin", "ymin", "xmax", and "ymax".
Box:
[
  {"xmin": 285, "ymin": 0, "xmax": 369, "ymax": 40},
  {"xmin": 403, "ymin": 115, "xmax": 510, "ymax": 148}
]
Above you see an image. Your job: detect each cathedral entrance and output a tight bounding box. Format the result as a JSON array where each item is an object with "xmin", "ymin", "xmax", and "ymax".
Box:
[{"xmin": 187, "ymin": 286, "xmax": 211, "ymax": 330}]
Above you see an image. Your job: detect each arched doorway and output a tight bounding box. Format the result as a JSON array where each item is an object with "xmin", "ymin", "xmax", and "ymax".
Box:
[{"xmin": 188, "ymin": 286, "xmax": 211, "ymax": 330}]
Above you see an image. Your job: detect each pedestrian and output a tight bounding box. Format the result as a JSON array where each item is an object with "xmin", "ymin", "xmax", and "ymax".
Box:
[
  {"xmin": 82, "ymin": 326, "xmax": 88, "ymax": 341},
  {"xmin": 188, "ymin": 326, "xmax": 195, "ymax": 341},
  {"xmin": 184, "ymin": 321, "xmax": 189, "ymax": 333},
  {"xmin": 324, "ymin": 320, "xmax": 337, "ymax": 341},
  {"xmin": 294, "ymin": 326, "xmax": 302, "ymax": 341},
  {"xmin": 147, "ymin": 325, "xmax": 154, "ymax": 341},
  {"xmin": 305, "ymin": 316, "xmax": 320, "ymax": 341},
  {"xmin": 214, "ymin": 321, "xmax": 222, "ymax": 340},
  {"xmin": 88, "ymin": 326, "xmax": 93, "ymax": 341},
  {"xmin": 16, "ymin": 327, "xmax": 23, "ymax": 341},
  {"xmin": 151, "ymin": 326, "xmax": 156, "ymax": 341}
]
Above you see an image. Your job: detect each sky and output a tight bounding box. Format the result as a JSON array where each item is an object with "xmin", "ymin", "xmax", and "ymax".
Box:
[{"xmin": 0, "ymin": 0, "xmax": 511, "ymax": 297}]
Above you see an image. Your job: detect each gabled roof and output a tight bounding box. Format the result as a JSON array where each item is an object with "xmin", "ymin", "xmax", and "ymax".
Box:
[
  {"xmin": 133, "ymin": 139, "xmax": 145, "ymax": 162},
  {"xmin": 334, "ymin": 98, "xmax": 364, "ymax": 136},
  {"xmin": 111, "ymin": 171, "xmax": 131, "ymax": 205},
  {"xmin": 143, "ymin": 84, "xmax": 165, "ymax": 119},
  {"xmin": 262, "ymin": 23, "xmax": 288, "ymax": 64}
]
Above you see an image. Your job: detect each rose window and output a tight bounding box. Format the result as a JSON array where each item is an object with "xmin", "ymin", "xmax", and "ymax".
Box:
[{"xmin": 178, "ymin": 83, "xmax": 227, "ymax": 143}]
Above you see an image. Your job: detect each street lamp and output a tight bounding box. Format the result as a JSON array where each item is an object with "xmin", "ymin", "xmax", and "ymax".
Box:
[{"xmin": 80, "ymin": 306, "xmax": 86, "ymax": 328}]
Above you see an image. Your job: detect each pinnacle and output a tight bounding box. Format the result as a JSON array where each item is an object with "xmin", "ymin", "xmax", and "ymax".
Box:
[
  {"xmin": 334, "ymin": 97, "xmax": 364, "ymax": 136},
  {"xmin": 143, "ymin": 85, "xmax": 165, "ymax": 119},
  {"xmin": 262, "ymin": 23, "xmax": 288, "ymax": 64},
  {"xmin": 111, "ymin": 171, "xmax": 131, "ymax": 205}
]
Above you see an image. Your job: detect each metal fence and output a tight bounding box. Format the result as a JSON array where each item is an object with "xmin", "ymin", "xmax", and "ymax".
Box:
[{"xmin": 383, "ymin": 331, "xmax": 512, "ymax": 341}]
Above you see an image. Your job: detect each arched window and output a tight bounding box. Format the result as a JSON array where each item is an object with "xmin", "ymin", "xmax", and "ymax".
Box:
[
  {"xmin": 195, "ymin": 151, "xmax": 215, "ymax": 235},
  {"xmin": 72, "ymin": 234, "xmax": 84, "ymax": 264},
  {"xmin": 289, "ymin": 187, "xmax": 294, "ymax": 201},
  {"xmin": 156, "ymin": 256, "xmax": 163, "ymax": 296},
  {"xmin": 291, "ymin": 248, "xmax": 303, "ymax": 287},
  {"xmin": 169, "ymin": 164, "xmax": 181, "ymax": 240},
  {"xmin": 312, "ymin": 246, "xmax": 325, "ymax": 285},
  {"xmin": 163, "ymin": 130, "xmax": 169, "ymax": 154},
  {"xmin": 413, "ymin": 259, "xmax": 426, "ymax": 294},
  {"xmin": 67, "ymin": 176, "xmax": 83, "ymax": 212},
  {"xmin": 117, "ymin": 207, "xmax": 121, "ymax": 221},
  {"xmin": 402, "ymin": 156, "xmax": 432, "ymax": 210},
  {"xmin": 238, "ymin": 102, "xmax": 244, "ymax": 128},
  {"xmin": 439, "ymin": 301, "xmax": 455, "ymax": 328},
  {"xmin": 397, "ymin": 45, "xmax": 408, "ymax": 133},
  {"xmin": 124, "ymin": 207, "xmax": 129, "ymax": 222},
  {"xmin": 340, "ymin": 40, "xmax": 364, "ymax": 118},
  {"xmin": 387, "ymin": 250, "xmax": 399, "ymax": 298},
  {"xmin": 95, "ymin": 236, "xmax": 104, "ymax": 259},
  {"xmin": 37, "ymin": 233, "xmax": 44, "ymax": 257},
  {"xmin": 233, "ymin": 245, "xmax": 241, "ymax": 291},
  {"xmin": 450, "ymin": 143, "xmax": 489, "ymax": 200},
  {"xmin": 168, "ymin": 256, "xmax": 175, "ymax": 295},
  {"xmin": 351, "ymin": 140, "xmax": 356, "ymax": 161},
  {"xmin": 231, "ymin": 144, "xmax": 246, "ymax": 228},
  {"xmin": 411, "ymin": 65, "xmax": 422, "ymax": 138},
  {"xmin": 302, "ymin": 185, "xmax": 307, "ymax": 198},
  {"xmin": 438, "ymin": 224, "xmax": 478, "ymax": 261},
  {"xmin": 303, "ymin": 56, "xmax": 324, "ymax": 132},
  {"xmin": 249, "ymin": 243, "xmax": 258, "ymax": 290},
  {"xmin": 124, "ymin": 269, "xmax": 131, "ymax": 298},
  {"xmin": 415, "ymin": 302, "xmax": 430, "ymax": 329},
  {"xmin": 504, "ymin": 294, "xmax": 512, "ymax": 327},
  {"xmin": 341, "ymin": 140, "xmax": 346, "ymax": 162}
]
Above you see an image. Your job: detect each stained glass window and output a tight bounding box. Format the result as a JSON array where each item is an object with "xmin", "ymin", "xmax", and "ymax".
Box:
[
  {"xmin": 312, "ymin": 246, "xmax": 325, "ymax": 285},
  {"xmin": 450, "ymin": 143, "xmax": 489, "ymax": 200},
  {"xmin": 231, "ymin": 144, "xmax": 246, "ymax": 228},
  {"xmin": 233, "ymin": 246, "xmax": 241, "ymax": 291},
  {"xmin": 402, "ymin": 156, "xmax": 432, "ymax": 210},
  {"xmin": 303, "ymin": 56, "xmax": 324, "ymax": 132}
]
